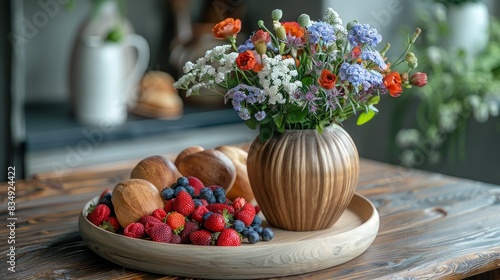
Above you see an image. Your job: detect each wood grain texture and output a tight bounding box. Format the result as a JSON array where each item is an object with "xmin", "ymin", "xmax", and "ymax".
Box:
[
  {"xmin": 247, "ymin": 125, "xmax": 359, "ymax": 231},
  {"xmin": 1, "ymin": 155, "xmax": 499, "ymax": 279},
  {"xmin": 79, "ymin": 193, "xmax": 378, "ymax": 279}
]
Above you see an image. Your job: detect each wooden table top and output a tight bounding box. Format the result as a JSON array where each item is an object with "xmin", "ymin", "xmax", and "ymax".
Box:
[{"xmin": 1, "ymin": 157, "xmax": 499, "ymax": 280}]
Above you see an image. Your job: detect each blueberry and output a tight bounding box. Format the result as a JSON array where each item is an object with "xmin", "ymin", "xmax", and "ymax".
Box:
[
  {"xmin": 251, "ymin": 216, "xmax": 262, "ymax": 227},
  {"xmin": 216, "ymin": 195, "xmax": 226, "ymax": 204},
  {"xmin": 170, "ymin": 182, "xmax": 179, "ymax": 189},
  {"xmin": 207, "ymin": 196, "xmax": 216, "ymax": 205},
  {"xmin": 185, "ymin": 185, "xmax": 195, "ymax": 196},
  {"xmin": 200, "ymin": 187, "xmax": 214, "ymax": 200},
  {"xmin": 253, "ymin": 226, "xmax": 263, "ymax": 234},
  {"xmin": 174, "ymin": 186, "xmax": 187, "ymax": 197},
  {"xmin": 261, "ymin": 227, "xmax": 274, "ymax": 241},
  {"xmin": 161, "ymin": 188, "xmax": 175, "ymax": 200},
  {"xmin": 177, "ymin": 176, "xmax": 189, "ymax": 187},
  {"xmin": 233, "ymin": 220, "xmax": 246, "ymax": 232},
  {"xmin": 202, "ymin": 211, "xmax": 213, "ymax": 221},
  {"xmin": 247, "ymin": 231, "xmax": 260, "ymax": 244},
  {"xmin": 193, "ymin": 199, "xmax": 204, "ymax": 207},
  {"xmin": 213, "ymin": 186, "xmax": 225, "ymax": 198}
]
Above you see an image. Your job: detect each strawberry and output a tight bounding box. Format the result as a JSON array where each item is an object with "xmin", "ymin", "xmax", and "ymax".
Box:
[
  {"xmin": 187, "ymin": 176, "xmax": 205, "ymax": 196},
  {"xmin": 123, "ymin": 222, "xmax": 146, "ymax": 239},
  {"xmin": 207, "ymin": 203, "xmax": 235, "ymax": 216},
  {"xmin": 139, "ymin": 215, "xmax": 163, "ymax": 230},
  {"xmin": 170, "ymin": 234, "xmax": 182, "ymax": 244},
  {"xmin": 100, "ymin": 216, "xmax": 120, "ymax": 232},
  {"xmin": 254, "ymin": 204, "xmax": 260, "ymax": 215},
  {"xmin": 203, "ymin": 213, "xmax": 227, "ymax": 232},
  {"xmin": 173, "ymin": 191, "xmax": 195, "ymax": 217},
  {"xmin": 166, "ymin": 212, "xmax": 185, "ymax": 234},
  {"xmin": 152, "ymin": 208, "xmax": 167, "ymax": 221},
  {"xmin": 216, "ymin": 228, "xmax": 241, "ymax": 246},
  {"xmin": 190, "ymin": 229, "xmax": 213, "ymax": 246},
  {"xmin": 98, "ymin": 189, "xmax": 112, "ymax": 200},
  {"xmin": 87, "ymin": 204, "xmax": 111, "ymax": 226},
  {"xmin": 180, "ymin": 221, "xmax": 199, "ymax": 243},
  {"xmin": 232, "ymin": 197, "xmax": 246, "ymax": 211},
  {"xmin": 164, "ymin": 198, "xmax": 175, "ymax": 213},
  {"xmin": 191, "ymin": 205, "xmax": 209, "ymax": 223},
  {"xmin": 235, "ymin": 203, "xmax": 256, "ymax": 226},
  {"xmin": 147, "ymin": 224, "xmax": 172, "ymax": 243}
]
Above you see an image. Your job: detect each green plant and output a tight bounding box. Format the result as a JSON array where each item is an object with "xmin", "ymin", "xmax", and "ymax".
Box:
[{"xmin": 395, "ymin": 9, "xmax": 500, "ymax": 167}]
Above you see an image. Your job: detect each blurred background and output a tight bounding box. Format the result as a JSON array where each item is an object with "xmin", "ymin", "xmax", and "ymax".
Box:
[{"xmin": 1, "ymin": 0, "xmax": 499, "ymax": 184}]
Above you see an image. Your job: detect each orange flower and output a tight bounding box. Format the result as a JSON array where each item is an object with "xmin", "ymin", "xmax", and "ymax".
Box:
[
  {"xmin": 318, "ymin": 69, "xmax": 336, "ymax": 90},
  {"xmin": 351, "ymin": 46, "xmax": 362, "ymax": 59},
  {"xmin": 384, "ymin": 71, "xmax": 403, "ymax": 97},
  {"xmin": 252, "ymin": 63, "xmax": 264, "ymax": 73},
  {"xmin": 282, "ymin": 22, "xmax": 305, "ymax": 39},
  {"xmin": 236, "ymin": 50, "xmax": 256, "ymax": 71},
  {"xmin": 212, "ymin": 18, "xmax": 242, "ymax": 41}
]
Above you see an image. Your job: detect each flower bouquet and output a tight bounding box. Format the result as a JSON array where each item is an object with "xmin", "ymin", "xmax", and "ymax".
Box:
[{"xmin": 174, "ymin": 7, "xmax": 427, "ymax": 142}]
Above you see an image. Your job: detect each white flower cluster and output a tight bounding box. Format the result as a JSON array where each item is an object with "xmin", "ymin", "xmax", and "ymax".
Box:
[
  {"xmin": 323, "ymin": 7, "xmax": 347, "ymax": 37},
  {"xmin": 257, "ymin": 56, "xmax": 302, "ymax": 105},
  {"xmin": 173, "ymin": 45, "xmax": 237, "ymax": 96}
]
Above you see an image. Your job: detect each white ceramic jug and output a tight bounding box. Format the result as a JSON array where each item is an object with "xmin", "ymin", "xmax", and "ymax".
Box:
[{"xmin": 73, "ymin": 34, "xmax": 149, "ymax": 127}]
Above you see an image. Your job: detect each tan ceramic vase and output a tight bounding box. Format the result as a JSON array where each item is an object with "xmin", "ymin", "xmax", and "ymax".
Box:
[{"xmin": 247, "ymin": 124, "xmax": 359, "ymax": 231}]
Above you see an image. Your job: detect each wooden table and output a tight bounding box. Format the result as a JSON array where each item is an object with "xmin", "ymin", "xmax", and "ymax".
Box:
[{"xmin": 1, "ymin": 157, "xmax": 499, "ymax": 279}]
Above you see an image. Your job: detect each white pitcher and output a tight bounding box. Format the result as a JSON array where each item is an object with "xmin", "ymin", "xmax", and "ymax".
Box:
[{"xmin": 73, "ymin": 34, "xmax": 149, "ymax": 127}]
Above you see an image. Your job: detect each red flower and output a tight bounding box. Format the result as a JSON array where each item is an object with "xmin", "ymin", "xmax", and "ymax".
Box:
[
  {"xmin": 282, "ymin": 22, "xmax": 305, "ymax": 39},
  {"xmin": 235, "ymin": 50, "xmax": 257, "ymax": 71},
  {"xmin": 351, "ymin": 46, "xmax": 361, "ymax": 59},
  {"xmin": 410, "ymin": 72, "xmax": 428, "ymax": 87},
  {"xmin": 384, "ymin": 71, "xmax": 403, "ymax": 97},
  {"xmin": 212, "ymin": 18, "xmax": 242, "ymax": 41},
  {"xmin": 251, "ymin": 30, "xmax": 271, "ymax": 55},
  {"xmin": 318, "ymin": 69, "xmax": 336, "ymax": 90}
]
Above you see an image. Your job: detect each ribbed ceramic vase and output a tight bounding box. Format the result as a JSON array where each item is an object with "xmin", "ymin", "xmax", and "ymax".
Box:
[{"xmin": 247, "ymin": 124, "xmax": 359, "ymax": 231}]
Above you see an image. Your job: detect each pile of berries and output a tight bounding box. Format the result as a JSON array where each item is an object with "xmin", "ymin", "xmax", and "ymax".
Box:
[{"xmin": 85, "ymin": 176, "xmax": 274, "ymax": 246}]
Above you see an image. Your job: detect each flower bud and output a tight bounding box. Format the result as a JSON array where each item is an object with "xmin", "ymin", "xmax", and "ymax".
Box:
[
  {"xmin": 298, "ymin": 14, "xmax": 312, "ymax": 28},
  {"xmin": 401, "ymin": 72, "xmax": 409, "ymax": 83},
  {"xmin": 271, "ymin": 9, "xmax": 283, "ymax": 21},
  {"xmin": 406, "ymin": 52, "xmax": 418, "ymax": 69},
  {"xmin": 276, "ymin": 25, "xmax": 286, "ymax": 40},
  {"xmin": 410, "ymin": 28, "xmax": 422, "ymax": 44},
  {"xmin": 410, "ymin": 72, "xmax": 427, "ymax": 87},
  {"xmin": 252, "ymin": 30, "xmax": 271, "ymax": 55}
]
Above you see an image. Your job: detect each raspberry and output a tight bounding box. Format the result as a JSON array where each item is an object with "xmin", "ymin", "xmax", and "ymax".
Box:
[
  {"xmin": 139, "ymin": 215, "xmax": 163, "ymax": 230},
  {"xmin": 87, "ymin": 204, "xmax": 111, "ymax": 226},
  {"xmin": 180, "ymin": 221, "xmax": 199, "ymax": 244},
  {"xmin": 170, "ymin": 234, "xmax": 182, "ymax": 244},
  {"xmin": 148, "ymin": 224, "xmax": 172, "ymax": 243},
  {"xmin": 123, "ymin": 222, "xmax": 146, "ymax": 239},
  {"xmin": 152, "ymin": 208, "xmax": 167, "ymax": 221}
]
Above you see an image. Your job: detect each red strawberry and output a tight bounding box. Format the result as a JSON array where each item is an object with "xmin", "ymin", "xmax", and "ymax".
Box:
[
  {"xmin": 191, "ymin": 205, "xmax": 209, "ymax": 223},
  {"xmin": 98, "ymin": 189, "xmax": 112, "ymax": 200},
  {"xmin": 166, "ymin": 212, "xmax": 186, "ymax": 234},
  {"xmin": 170, "ymin": 234, "xmax": 182, "ymax": 244},
  {"xmin": 123, "ymin": 222, "xmax": 146, "ymax": 239},
  {"xmin": 173, "ymin": 191, "xmax": 195, "ymax": 217},
  {"xmin": 207, "ymin": 203, "xmax": 235, "ymax": 216},
  {"xmin": 147, "ymin": 224, "xmax": 172, "ymax": 243},
  {"xmin": 139, "ymin": 215, "xmax": 163, "ymax": 230},
  {"xmin": 190, "ymin": 229, "xmax": 213, "ymax": 246},
  {"xmin": 187, "ymin": 176, "xmax": 205, "ymax": 196},
  {"xmin": 232, "ymin": 197, "xmax": 246, "ymax": 211},
  {"xmin": 204, "ymin": 213, "xmax": 227, "ymax": 232},
  {"xmin": 87, "ymin": 204, "xmax": 111, "ymax": 226},
  {"xmin": 254, "ymin": 204, "xmax": 260, "ymax": 215},
  {"xmin": 216, "ymin": 228, "xmax": 241, "ymax": 246},
  {"xmin": 100, "ymin": 216, "xmax": 120, "ymax": 232},
  {"xmin": 164, "ymin": 198, "xmax": 175, "ymax": 213},
  {"xmin": 180, "ymin": 221, "xmax": 199, "ymax": 243},
  {"xmin": 152, "ymin": 208, "xmax": 167, "ymax": 221},
  {"xmin": 235, "ymin": 203, "xmax": 256, "ymax": 226}
]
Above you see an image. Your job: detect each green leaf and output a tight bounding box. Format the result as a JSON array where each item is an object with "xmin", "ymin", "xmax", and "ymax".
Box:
[
  {"xmin": 244, "ymin": 118, "xmax": 258, "ymax": 130},
  {"xmin": 367, "ymin": 95, "xmax": 380, "ymax": 105},
  {"xmin": 356, "ymin": 110, "xmax": 376, "ymax": 125},
  {"xmin": 285, "ymin": 107, "xmax": 308, "ymax": 124},
  {"xmin": 301, "ymin": 76, "xmax": 314, "ymax": 87},
  {"xmin": 273, "ymin": 114, "xmax": 284, "ymax": 128}
]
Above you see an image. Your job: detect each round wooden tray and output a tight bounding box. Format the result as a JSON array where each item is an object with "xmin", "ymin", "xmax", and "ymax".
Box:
[{"xmin": 79, "ymin": 193, "xmax": 379, "ymax": 279}]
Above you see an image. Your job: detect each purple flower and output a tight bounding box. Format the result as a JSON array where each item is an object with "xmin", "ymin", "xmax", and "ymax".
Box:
[
  {"xmin": 348, "ymin": 23, "xmax": 382, "ymax": 47},
  {"xmin": 307, "ymin": 22, "xmax": 336, "ymax": 44},
  {"xmin": 238, "ymin": 107, "xmax": 251, "ymax": 120},
  {"xmin": 237, "ymin": 38, "xmax": 254, "ymax": 52},
  {"xmin": 254, "ymin": 111, "xmax": 266, "ymax": 121}
]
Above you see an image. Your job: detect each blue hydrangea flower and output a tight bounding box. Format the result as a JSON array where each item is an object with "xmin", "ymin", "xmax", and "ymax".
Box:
[
  {"xmin": 237, "ymin": 38, "xmax": 254, "ymax": 52},
  {"xmin": 307, "ymin": 21, "xmax": 336, "ymax": 44},
  {"xmin": 361, "ymin": 50, "xmax": 387, "ymax": 69},
  {"xmin": 348, "ymin": 24, "xmax": 382, "ymax": 47},
  {"xmin": 339, "ymin": 62, "xmax": 383, "ymax": 91},
  {"xmin": 238, "ymin": 107, "xmax": 251, "ymax": 120}
]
